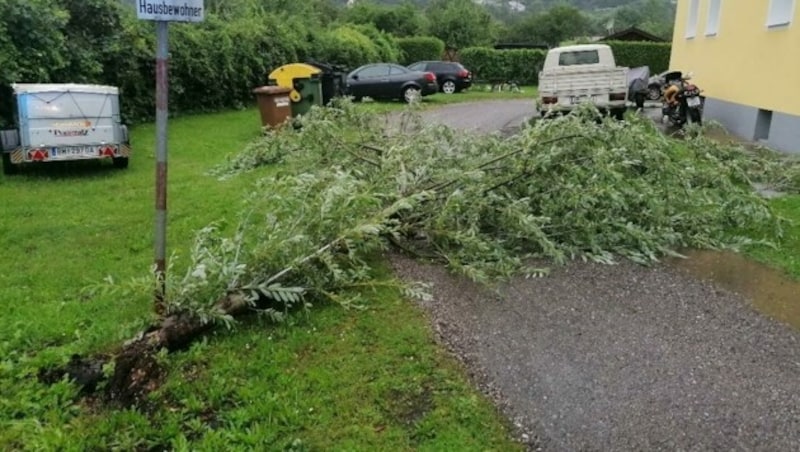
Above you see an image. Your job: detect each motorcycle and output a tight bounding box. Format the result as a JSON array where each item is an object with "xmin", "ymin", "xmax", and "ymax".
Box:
[{"xmin": 661, "ymin": 71, "xmax": 703, "ymax": 128}]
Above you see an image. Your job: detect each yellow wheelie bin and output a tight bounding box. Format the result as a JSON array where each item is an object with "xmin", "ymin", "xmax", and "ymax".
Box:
[{"xmin": 268, "ymin": 63, "xmax": 323, "ymax": 117}]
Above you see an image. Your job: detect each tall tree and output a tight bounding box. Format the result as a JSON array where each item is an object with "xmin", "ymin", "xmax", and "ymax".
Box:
[
  {"xmin": 425, "ymin": 0, "xmax": 496, "ymax": 49},
  {"xmin": 503, "ymin": 5, "xmax": 590, "ymax": 47},
  {"xmin": 344, "ymin": 0, "xmax": 426, "ymax": 36}
]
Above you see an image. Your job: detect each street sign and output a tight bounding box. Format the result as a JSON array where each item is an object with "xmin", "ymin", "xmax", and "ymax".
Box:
[
  {"xmin": 137, "ymin": 0, "xmax": 205, "ymax": 22},
  {"xmin": 137, "ymin": 0, "xmax": 205, "ymax": 313}
]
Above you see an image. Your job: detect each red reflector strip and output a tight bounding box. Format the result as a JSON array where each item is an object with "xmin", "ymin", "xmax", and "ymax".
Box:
[{"xmin": 28, "ymin": 149, "xmax": 49, "ymax": 161}]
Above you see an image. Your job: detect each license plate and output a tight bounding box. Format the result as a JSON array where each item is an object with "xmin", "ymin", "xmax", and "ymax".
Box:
[
  {"xmin": 686, "ymin": 96, "xmax": 701, "ymax": 107},
  {"xmin": 570, "ymin": 95, "xmax": 594, "ymax": 104},
  {"xmin": 50, "ymin": 146, "xmax": 98, "ymax": 159}
]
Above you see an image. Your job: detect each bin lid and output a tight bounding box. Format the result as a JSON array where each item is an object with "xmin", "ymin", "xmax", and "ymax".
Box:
[
  {"xmin": 268, "ymin": 63, "xmax": 322, "ymax": 89},
  {"xmin": 253, "ymin": 85, "xmax": 292, "ymax": 95}
]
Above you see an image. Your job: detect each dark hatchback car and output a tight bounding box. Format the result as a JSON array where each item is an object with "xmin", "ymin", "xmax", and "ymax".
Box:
[
  {"xmin": 408, "ymin": 61, "xmax": 472, "ymax": 94},
  {"xmin": 345, "ymin": 63, "xmax": 439, "ymax": 103}
]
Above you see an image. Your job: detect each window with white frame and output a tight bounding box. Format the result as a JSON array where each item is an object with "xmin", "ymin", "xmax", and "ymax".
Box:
[
  {"xmin": 706, "ymin": 0, "xmax": 722, "ymax": 36},
  {"xmin": 767, "ymin": 0, "xmax": 795, "ymax": 27},
  {"xmin": 685, "ymin": 0, "xmax": 700, "ymax": 38}
]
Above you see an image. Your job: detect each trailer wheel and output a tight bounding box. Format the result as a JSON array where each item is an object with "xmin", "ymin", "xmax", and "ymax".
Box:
[
  {"xmin": 2, "ymin": 153, "xmax": 17, "ymax": 175},
  {"xmin": 113, "ymin": 157, "xmax": 129, "ymax": 169}
]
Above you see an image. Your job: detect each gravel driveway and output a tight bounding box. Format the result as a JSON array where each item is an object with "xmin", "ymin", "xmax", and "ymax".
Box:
[
  {"xmin": 385, "ymin": 99, "xmax": 535, "ymax": 137},
  {"xmin": 389, "ymin": 100, "xmax": 800, "ymax": 450}
]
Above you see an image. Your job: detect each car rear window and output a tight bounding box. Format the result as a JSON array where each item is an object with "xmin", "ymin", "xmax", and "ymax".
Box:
[{"xmin": 558, "ymin": 50, "xmax": 600, "ymax": 66}]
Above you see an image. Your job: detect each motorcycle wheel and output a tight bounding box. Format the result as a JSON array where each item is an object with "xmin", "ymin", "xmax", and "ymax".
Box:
[{"xmin": 689, "ymin": 108, "xmax": 702, "ymax": 125}]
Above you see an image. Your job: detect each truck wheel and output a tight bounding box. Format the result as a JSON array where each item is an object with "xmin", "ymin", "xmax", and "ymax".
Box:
[
  {"xmin": 635, "ymin": 93, "xmax": 645, "ymax": 110},
  {"xmin": 113, "ymin": 157, "xmax": 129, "ymax": 169},
  {"xmin": 612, "ymin": 109, "xmax": 625, "ymax": 120},
  {"xmin": 2, "ymin": 153, "xmax": 17, "ymax": 175}
]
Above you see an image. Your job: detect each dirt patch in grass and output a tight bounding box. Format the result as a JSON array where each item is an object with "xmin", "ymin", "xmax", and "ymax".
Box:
[{"xmin": 381, "ymin": 383, "xmax": 434, "ymax": 428}]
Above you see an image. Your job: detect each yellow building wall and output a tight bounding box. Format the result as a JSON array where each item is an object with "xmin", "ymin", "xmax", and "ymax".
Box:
[{"xmin": 670, "ymin": 0, "xmax": 800, "ymax": 115}]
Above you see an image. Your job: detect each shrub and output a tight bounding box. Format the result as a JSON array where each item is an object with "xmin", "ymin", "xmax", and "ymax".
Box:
[
  {"xmin": 0, "ymin": 2, "xmax": 309, "ymax": 125},
  {"xmin": 167, "ymin": 14, "xmax": 304, "ymax": 115},
  {"xmin": 314, "ymin": 25, "xmax": 381, "ymax": 71},
  {"xmin": 459, "ymin": 47, "xmax": 545, "ymax": 85},
  {"xmin": 351, "ymin": 24, "xmax": 401, "ymax": 63},
  {"xmin": 605, "ymin": 41, "xmax": 672, "ymax": 74},
  {"xmin": 397, "ymin": 36, "xmax": 445, "ymax": 65}
]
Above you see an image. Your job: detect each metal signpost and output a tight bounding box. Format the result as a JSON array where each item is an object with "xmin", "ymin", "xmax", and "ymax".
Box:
[{"xmin": 137, "ymin": 0, "xmax": 205, "ymax": 313}]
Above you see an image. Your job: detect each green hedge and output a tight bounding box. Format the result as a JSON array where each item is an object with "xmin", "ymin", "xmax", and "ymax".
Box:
[
  {"xmin": 351, "ymin": 24, "xmax": 401, "ymax": 63},
  {"xmin": 397, "ymin": 36, "xmax": 445, "ymax": 66},
  {"xmin": 605, "ymin": 41, "xmax": 672, "ymax": 74},
  {"xmin": 458, "ymin": 42, "xmax": 672, "ymax": 87},
  {"xmin": 0, "ymin": 2, "xmax": 310, "ymax": 126},
  {"xmin": 315, "ymin": 25, "xmax": 385, "ymax": 71},
  {"xmin": 459, "ymin": 47, "xmax": 545, "ymax": 85},
  {"xmin": 0, "ymin": 1, "xmax": 419, "ymax": 128}
]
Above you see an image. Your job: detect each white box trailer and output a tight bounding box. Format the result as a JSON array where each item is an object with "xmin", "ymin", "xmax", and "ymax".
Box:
[{"xmin": 1, "ymin": 83, "xmax": 130, "ymax": 174}]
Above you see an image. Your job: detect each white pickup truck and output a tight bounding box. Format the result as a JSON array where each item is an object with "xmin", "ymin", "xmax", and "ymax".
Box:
[{"xmin": 537, "ymin": 44, "xmax": 629, "ymax": 119}]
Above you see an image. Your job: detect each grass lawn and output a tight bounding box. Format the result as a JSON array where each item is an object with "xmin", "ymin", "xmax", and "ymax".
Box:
[
  {"xmin": 0, "ymin": 106, "xmax": 520, "ymax": 450},
  {"xmin": 356, "ymin": 84, "xmax": 537, "ymax": 114},
  {"xmin": 743, "ymin": 195, "xmax": 800, "ymax": 278},
  {"xmin": 701, "ymin": 125, "xmax": 800, "ymax": 279}
]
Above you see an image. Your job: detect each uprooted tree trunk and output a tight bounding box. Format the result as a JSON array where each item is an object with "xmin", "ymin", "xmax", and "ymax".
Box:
[
  {"xmin": 38, "ymin": 182, "xmax": 434, "ymax": 406},
  {"xmin": 39, "ymin": 292, "xmax": 253, "ymax": 406}
]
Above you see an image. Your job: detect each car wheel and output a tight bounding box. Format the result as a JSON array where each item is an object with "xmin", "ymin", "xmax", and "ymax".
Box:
[
  {"xmin": 647, "ymin": 85, "xmax": 661, "ymax": 101},
  {"xmin": 403, "ymin": 86, "xmax": 421, "ymax": 104},
  {"xmin": 689, "ymin": 108, "xmax": 702, "ymax": 125},
  {"xmin": 441, "ymin": 80, "xmax": 457, "ymax": 94}
]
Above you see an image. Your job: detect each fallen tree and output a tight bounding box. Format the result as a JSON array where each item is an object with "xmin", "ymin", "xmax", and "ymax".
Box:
[{"xmin": 41, "ymin": 102, "xmax": 798, "ymax": 405}]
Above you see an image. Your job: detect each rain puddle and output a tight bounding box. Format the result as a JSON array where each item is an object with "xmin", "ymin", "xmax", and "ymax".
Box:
[{"xmin": 668, "ymin": 250, "xmax": 800, "ymax": 330}]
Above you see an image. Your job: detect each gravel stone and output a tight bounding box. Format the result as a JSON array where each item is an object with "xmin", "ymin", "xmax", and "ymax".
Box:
[{"xmin": 389, "ymin": 254, "xmax": 800, "ymax": 451}]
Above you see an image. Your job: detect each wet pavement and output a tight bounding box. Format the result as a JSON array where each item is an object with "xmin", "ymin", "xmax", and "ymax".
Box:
[
  {"xmin": 389, "ymin": 100, "xmax": 800, "ymax": 450},
  {"xmin": 391, "ymin": 254, "xmax": 800, "ymax": 451},
  {"xmin": 669, "ymin": 250, "xmax": 800, "ymax": 330}
]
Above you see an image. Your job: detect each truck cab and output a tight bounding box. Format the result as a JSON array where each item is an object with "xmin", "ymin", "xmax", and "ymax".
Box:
[
  {"xmin": 537, "ymin": 44, "xmax": 629, "ymax": 119},
  {"xmin": 1, "ymin": 83, "xmax": 130, "ymax": 175}
]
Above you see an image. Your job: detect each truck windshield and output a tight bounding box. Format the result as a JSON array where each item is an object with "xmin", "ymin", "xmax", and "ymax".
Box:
[{"xmin": 559, "ymin": 50, "xmax": 600, "ymax": 66}]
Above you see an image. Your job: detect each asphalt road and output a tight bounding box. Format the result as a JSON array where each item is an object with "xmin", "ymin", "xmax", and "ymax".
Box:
[{"xmin": 390, "ymin": 100, "xmax": 800, "ymax": 451}]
